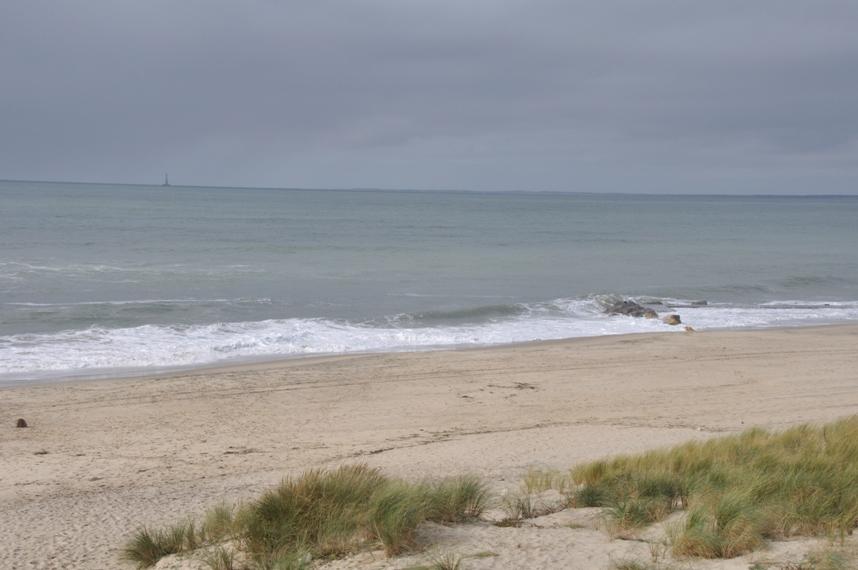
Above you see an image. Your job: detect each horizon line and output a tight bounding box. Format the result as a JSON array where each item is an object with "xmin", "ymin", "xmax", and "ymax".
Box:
[{"xmin": 1, "ymin": 176, "xmax": 857, "ymax": 198}]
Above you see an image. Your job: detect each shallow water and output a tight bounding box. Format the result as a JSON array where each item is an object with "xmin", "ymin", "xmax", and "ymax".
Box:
[{"xmin": 2, "ymin": 180, "xmax": 857, "ymax": 381}]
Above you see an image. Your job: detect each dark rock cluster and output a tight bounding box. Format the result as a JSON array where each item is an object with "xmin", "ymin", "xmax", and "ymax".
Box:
[
  {"xmin": 603, "ymin": 299, "xmax": 659, "ymax": 319},
  {"xmin": 604, "ymin": 299, "xmax": 685, "ymax": 326}
]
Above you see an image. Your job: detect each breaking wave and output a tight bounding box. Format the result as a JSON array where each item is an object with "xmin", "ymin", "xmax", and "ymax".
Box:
[{"xmin": 3, "ymin": 295, "xmax": 858, "ymax": 382}]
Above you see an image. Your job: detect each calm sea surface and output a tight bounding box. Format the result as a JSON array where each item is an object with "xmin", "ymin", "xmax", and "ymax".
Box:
[{"xmin": 2, "ymin": 180, "xmax": 857, "ymax": 381}]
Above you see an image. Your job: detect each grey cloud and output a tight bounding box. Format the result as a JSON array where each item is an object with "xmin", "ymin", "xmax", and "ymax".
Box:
[{"xmin": 1, "ymin": 0, "xmax": 857, "ymax": 192}]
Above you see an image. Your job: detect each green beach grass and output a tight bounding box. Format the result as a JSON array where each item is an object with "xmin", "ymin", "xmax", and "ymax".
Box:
[
  {"xmin": 571, "ymin": 416, "xmax": 858, "ymax": 558},
  {"xmin": 122, "ymin": 465, "xmax": 487, "ymax": 569},
  {"xmin": 122, "ymin": 417, "xmax": 858, "ymax": 567}
]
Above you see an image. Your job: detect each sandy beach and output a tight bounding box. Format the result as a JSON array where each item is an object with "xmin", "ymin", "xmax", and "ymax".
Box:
[{"xmin": 2, "ymin": 325, "xmax": 858, "ymax": 569}]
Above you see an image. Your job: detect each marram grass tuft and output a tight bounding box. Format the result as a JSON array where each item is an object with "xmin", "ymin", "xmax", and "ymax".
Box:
[
  {"xmin": 570, "ymin": 416, "xmax": 858, "ymax": 558},
  {"xmin": 122, "ymin": 464, "xmax": 487, "ymax": 567}
]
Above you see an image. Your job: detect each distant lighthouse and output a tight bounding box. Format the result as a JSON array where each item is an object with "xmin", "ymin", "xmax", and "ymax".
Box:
[{"xmin": 162, "ymin": 173, "xmax": 170, "ymax": 187}]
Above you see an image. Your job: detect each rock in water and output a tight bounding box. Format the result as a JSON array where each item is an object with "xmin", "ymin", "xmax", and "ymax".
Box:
[
  {"xmin": 604, "ymin": 299, "xmax": 658, "ymax": 319},
  {"xmin": 16, "ymin": 418, "xmax": 28, "ymax": 428},
  {"xmin": 663, "ymin": 314, "xmax": 682, "ymax": 325}
]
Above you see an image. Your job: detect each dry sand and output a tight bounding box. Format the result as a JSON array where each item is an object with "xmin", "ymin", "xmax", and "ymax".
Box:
[{"xmin": 2, "ymin": 325, "xmax": 858, "ymax": 569}]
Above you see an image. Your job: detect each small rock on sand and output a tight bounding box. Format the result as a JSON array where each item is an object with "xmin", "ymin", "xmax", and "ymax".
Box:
[{"xmin": 16, "ymin": 418, "xmax": 28, "ymax": 428}]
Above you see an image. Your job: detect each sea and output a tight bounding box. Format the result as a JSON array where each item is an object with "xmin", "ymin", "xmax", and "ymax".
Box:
[{"xmin": 2, "ymin": 180, "xmax": 857, "ymax": 383}]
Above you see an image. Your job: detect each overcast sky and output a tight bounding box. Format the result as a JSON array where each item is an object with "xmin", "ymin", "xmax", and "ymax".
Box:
[{"xmin": 2, "ymin": 1, "xmax": 857, "ymax": 193}]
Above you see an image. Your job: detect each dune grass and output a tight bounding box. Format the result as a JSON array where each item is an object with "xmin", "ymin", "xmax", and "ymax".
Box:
[
  {"xmin": 429, "ymin": 552, "xmax": 463, "ymax": 570},
  {"xmin": 521, "ymin": 467, "xmax": 573, "ymax": 495},
  {"xmin": 498, "ymin": 492, "xmax": 538, "ymax": 525},
  {"xmin": 122, "ymin": 520, "xmax": 199, "ymax": 568},
  {"xmin": 200, "ymin": 545, "xmax": 237, "ymax": 570},
  {"xmin": 200, "ymin": 503, "xmax": 237, "ymax": 544},
  {"xmin": 122, "ymin": 464, "xmax": 488, "ymax": 568},
  {"xmin": 426, "ymin": 475, "xmax": 489, "ymax": 523},
  {"xmin": 570, "ymin": 416, "xmax": 858, "ymax": 558},
  {"xmin": 123, "ymin": 417, "xmax": 858, "ymax": 567}
]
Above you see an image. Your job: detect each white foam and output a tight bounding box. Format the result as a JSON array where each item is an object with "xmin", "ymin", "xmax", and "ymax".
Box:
[
  {"xmin": 0, "ymin": 312, "xmax": 663, "ymax": 380},
  {"xmin": 673, "ymin": 305, "xmax": 858, "ymax": 328},
  {"xmin": 758, "ymin": 300, "xmax": 858, "ymax": 308},
  {"xmin": 4, "ymin": 297, "xmax": 272, "ymax": 307},
  {"xmin": 0, "ymin": 261, "xmax": 266, "ymax": 281},
  {"xmin": 2, "ymin": 298, "xmax": 858, "ymax": 381}
]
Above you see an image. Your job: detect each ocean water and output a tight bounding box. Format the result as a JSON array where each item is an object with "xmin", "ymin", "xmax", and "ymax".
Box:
[{"xmin": 2, "ymin": 180, "xmax": 857, "ymax": 382}]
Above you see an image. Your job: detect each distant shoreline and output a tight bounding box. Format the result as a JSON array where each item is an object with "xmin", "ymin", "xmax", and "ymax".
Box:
[{"xmin": 4, "ymin": 177, "xmax": 858, "ymax": 197}]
